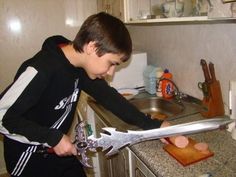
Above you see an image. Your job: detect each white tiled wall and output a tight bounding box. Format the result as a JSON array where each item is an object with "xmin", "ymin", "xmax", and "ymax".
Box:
[
  {"xmin": 0, "ymin": 0, "xmax": 97, "ymax": 174},
  {"xmin": 0, "ymin": 0, "xmax": 97, "ymax": 93}
]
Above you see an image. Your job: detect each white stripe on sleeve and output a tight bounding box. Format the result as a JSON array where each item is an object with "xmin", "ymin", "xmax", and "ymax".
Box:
[{"xmin": 0, "ymin": 66, "xmax": 48, "ymax": 146}]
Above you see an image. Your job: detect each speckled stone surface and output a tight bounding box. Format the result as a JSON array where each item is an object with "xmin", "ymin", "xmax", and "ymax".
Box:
[
  {"xmin": 88, "ymin": 100, "xmax": 236, "ymax": 177},
  {"xmin": 129, "ymin": 114, "xmax": 236, "ymax": 177}
]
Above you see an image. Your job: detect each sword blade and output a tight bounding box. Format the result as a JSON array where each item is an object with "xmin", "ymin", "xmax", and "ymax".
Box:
[
  {"xmin": 88, "ymin": 118, "xmax": 233, "ymax": 156},
  {"xmin": 128, "ymin": 118, "xmax": 233, "ymax": 142}
]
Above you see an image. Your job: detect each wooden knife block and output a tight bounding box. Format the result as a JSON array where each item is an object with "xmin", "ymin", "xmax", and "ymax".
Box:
[{"xmin": 201, "ymin": 79, "xmax": 225, "ymax": 118}]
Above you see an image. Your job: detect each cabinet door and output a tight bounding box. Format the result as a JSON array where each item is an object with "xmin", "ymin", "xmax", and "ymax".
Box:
[
  {"xmin": 110, "ymin": 148, "xmax": 130, "ymax": 177},
  {"xmin": 135, "ymin": 167, "xmax": 146, "ymax": 177},
  {"xmin": 97, "ymin": 0, "xmax": 111, "ymax": 14},
  {"xmin": 65, "ymin": 0, "xmax": 97, "ymax": 26},
  {"xmin": 97, "ymin": 0, "xmax": 124, "ymax": 21},
  {"xmin": 95, "ymin": 117, "xmax": 113, "ymax": 177},
  {"xmin": 124, "ymin": 0, "xmax": 151, "ymax": 21},
  {"xmin": 130, "ymin": 151, "xmax": 156, "ymax": 177},
  {"xmin": 94, "ymin": 114, "xmax": 130, "ymax": 177},
  {"xmin": 112, "ymin": 0, "xmax": 124, "ymax": 20}
]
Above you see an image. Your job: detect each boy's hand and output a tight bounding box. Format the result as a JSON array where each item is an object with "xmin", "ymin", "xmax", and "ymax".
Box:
[
  {"xmin": 53, "ymin": 134, "xmax": 77, "ymax": 156},
  {"xmin": 160, "ymin": 121, "xmax": 171, "ymax": 144}
]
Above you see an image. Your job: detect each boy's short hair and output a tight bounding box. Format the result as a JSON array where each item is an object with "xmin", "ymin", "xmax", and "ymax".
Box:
[{"xmin": 73, "ymin": 12, "xmax": 132, "ymax": 61}]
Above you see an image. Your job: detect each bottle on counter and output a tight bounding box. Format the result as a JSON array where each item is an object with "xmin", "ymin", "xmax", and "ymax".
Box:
[
  {"xmin": 143, "ymin": 65, "xmax": 157, "ymax": 94},
  {"xmin": 161, "ymin": 69, "xmax": 174, "ymax": 99},
  {"xmin": 156, "ymin": 67, "xmax": 164, "ymax": 97}
]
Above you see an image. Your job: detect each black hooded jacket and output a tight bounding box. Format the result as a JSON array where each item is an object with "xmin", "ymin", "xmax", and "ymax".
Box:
[{"xmin": 0, "ymin": 35, "xmax": 162, "ymax": 147}]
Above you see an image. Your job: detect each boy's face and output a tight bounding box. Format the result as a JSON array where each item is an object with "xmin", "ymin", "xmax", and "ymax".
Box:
[{"xmin": 84, "ymin": 52, "xmax": 123, "ymax": 80}]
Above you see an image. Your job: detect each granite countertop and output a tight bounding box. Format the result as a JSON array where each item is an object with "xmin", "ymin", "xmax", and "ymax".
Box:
[
  {"xmin": 129, "ymin": 114, "xmax": 236, "ymax": 177},
  {"xmin": 88, "ymin": 95, "xmax": 236, "ymax": 177}
]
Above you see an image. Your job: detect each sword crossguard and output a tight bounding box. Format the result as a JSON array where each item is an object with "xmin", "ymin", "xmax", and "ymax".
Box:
[{"xmin": 74, "ymin": 122, "xmax": 95, "ymax": 168}]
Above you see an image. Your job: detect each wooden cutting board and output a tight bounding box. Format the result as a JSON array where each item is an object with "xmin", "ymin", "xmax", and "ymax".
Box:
[{"xmin": 163, "ymin": 138, "xmax": 214, "ymax": 166}]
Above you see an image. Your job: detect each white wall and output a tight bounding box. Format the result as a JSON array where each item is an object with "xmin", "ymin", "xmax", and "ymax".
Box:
[
  {"xmin": 128, "ymin": 22, "xmax": 236, "ymax": 112},
  {"xmin": 0, "ymin": 0, "xmax": 97, "ymax": 174}
]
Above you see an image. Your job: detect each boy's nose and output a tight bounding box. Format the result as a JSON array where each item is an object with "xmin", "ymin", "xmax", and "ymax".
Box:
[{"xmin": 107, "ymin": 65, "xmax": 116, "ymax": 76}]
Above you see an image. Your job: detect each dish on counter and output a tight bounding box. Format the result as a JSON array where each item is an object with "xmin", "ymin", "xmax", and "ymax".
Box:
[{"xmin": 117, "ymin": 88, "xmax": 139, "ymax": 100}]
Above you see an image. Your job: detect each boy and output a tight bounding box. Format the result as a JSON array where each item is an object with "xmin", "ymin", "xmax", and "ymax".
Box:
[{"xmin": 0, "ymin": 12, "xmax": 163, "ymax": 177}]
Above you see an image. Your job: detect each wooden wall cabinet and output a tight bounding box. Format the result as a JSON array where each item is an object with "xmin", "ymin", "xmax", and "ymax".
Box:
[
  {"xmin": 97, "ymin": 0, "xmax": 125, "ymax": 21},
  {"xmin": 98, "ymin": 0, "xmax": 236, "ymax": 24}
]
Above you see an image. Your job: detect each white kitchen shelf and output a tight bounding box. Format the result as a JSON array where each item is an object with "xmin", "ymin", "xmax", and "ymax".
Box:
[{"xmin": 125, "ymin": 16, "xmax": 236, "ymax": 24}]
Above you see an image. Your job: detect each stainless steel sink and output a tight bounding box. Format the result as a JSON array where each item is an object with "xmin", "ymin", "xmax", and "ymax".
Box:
[
  {"xmin": 129, "ymin": 90, "xmax": 204, "ymax": 120},
  {"xmin": 130, "ymin": 97, "xmax": 185, "ymax": 120}
]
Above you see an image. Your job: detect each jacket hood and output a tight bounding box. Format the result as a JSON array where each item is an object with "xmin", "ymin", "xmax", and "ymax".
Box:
[{"xmin": 42, "ymin": 35, "xmax": 71, "ymax": 51}]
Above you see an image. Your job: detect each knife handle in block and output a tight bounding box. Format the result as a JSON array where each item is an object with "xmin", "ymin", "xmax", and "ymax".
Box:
[{"xmin": 200, "ymin": 59, "xmax": 211, "ymax": 83}]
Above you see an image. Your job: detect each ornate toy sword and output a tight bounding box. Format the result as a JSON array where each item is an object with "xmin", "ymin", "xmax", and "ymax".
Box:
[{"xmin": 74, "ymin": 118, "xmax": 233, "ymax": 167}]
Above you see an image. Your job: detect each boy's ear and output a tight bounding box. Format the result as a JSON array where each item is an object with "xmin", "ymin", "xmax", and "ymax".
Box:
[{"xmin": 85, "ymin": 41, "xmax": 97, "ymax": 55}]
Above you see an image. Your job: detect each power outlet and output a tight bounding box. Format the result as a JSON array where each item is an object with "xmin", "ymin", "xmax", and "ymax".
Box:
[
  {"xmin": 229, "ymin": 80, "xmax": 236, "ymax": 119},
  {"xmin": 228, "ymin": 80, "xmax": 236, "ymax": 132}
]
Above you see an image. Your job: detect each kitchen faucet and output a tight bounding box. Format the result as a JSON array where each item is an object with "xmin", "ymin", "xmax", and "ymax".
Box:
[{"xmin": 159, "ymin": 78, "xmax": 207, "ymax": 112}]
